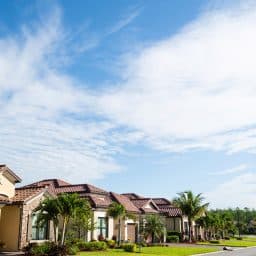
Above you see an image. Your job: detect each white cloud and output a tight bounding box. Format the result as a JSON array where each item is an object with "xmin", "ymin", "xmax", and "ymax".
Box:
[
  {"xmin": 0, "ymin": 8, "xmax": 121, "ymax": 184},
  {"xmin": 206, "ymin": 172, "xmax": 256, "ymax": 208},
  {"xmin": 96, "ymin": 2, "xmax": 256, "ymax": 154},
  {"xmin": 3, "ymin": 0, "xmax": 256, "ymax": 199},
  {"xmin": 209, "ymin": 164, "xmax": 248, "ymax": 176}
]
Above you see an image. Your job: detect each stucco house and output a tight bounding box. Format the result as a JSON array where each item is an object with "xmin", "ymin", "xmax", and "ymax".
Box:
[
  {"xmin": 0, "ymin": 165, "xmax": 55, "ymax": 251},
  {"xmin": 0, "ymin": 165, "xmax": 202, "ymax": 251},
  {"xmin": 23, "ymin": 179, "xmax": 190, "ymax": 243}
]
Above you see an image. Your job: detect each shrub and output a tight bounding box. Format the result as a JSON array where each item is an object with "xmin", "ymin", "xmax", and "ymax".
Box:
[
  {"xmin": 166, "ymin": 235, "xmax": 179, "ymax": 243},
  {"xmin": 122, "ymin": 243, "xmax": 137, "ymax": 252},
  {"xmin": 107, "ymin": 239, "xmax": 116, "ymax": 248},
  {"xmin": 236, "ymin": 237, "xmax": 243, "ymax": 240},
  {"xmin": 167, "ymin": 231, "xmax": 182, "ymax": 240},
  {"xmin": 77, "ymin": 241, "xmax": 107, "ymax": 251},
  {"xmin": 67, "ymin": 245, "xmax": 79, "ymax": 255},
  {"xmin": 24, "ymin": 242, "xmax": 73, "ymax": 256},
  {"xmin": 30, "ymin": 242, "xmax": 53, "ymax": 255},
  {"xmin": 224, "ymin": 236, "xmax": 230, "ymax": 240},
  {"xmin": 210, "ymin": 240, "xmax": 220, "ymax": 244},
  {"xmin": 137, "ymin": 241, "xmax": 147, "ymax": 247}
]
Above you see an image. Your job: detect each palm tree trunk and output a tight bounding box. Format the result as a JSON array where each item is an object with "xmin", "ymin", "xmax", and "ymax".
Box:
[
  {"xmin": 180, "ymin": 217, "xmax": 184, "ymax": 241},
  {"xmin": 152, "ymin": 232, "xmax": 154, "ymax": 244},
  {"xmin": 188, "ymin": 220, "xmax": 192, "ymax": 243},
  {"xmin": 61, "ymin": 217, "xmax": 67, "ymax": 245},
  {"xmin": 53, "ymin": 224, "xmax": 57, "ymax": 244},
  {"xmin": 118, "ymin": 217, "xmax": 121, "ymax": 246}
]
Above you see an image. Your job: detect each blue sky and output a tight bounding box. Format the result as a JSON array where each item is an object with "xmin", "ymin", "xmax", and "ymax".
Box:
[{"xmin": 1, "ymin": 0, "xmax": 256, "ymax": 208}]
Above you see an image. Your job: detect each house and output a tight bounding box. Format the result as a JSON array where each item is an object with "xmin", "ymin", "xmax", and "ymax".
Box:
[
  {"xmin": 122, "ymin": 193, "xmax": 186, "ymax": 241},
  {"xmin": 0, "ymin": 165, "xmax": 54, "ymax": 251},
  {"xmin": 24, "ymin": 179, "xmax": 190, "ymax": 243},
  {"xmin": 0, "ymin": 166, "xmax": 201, "ymax": 251},
  {"xmin": 23, "ymin": 180, "xmax": 140, "ymax": 242}
]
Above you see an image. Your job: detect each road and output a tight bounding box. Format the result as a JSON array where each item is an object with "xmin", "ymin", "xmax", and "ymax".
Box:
[{"xmin": 197, "ymin": 247, "xmax": 256, "ymax": 256}]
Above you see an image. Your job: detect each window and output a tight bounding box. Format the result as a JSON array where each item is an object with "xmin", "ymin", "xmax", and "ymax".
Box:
[
  {"xmin": 97, "ymin": 217, "xmax": 108, "ymax": 238},
  {"xmin": 184, "ymin": 221, "xmax": 189, "ymax": 235},
  {"xmin": 31, "ymin": 213, "xmax": 48, "ymax": 240}
]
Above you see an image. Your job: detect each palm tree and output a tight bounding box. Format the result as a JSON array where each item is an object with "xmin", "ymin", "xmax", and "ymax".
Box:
[
  {"xmin": 36, "ymin": 193, "xmax": 91, "ymax": 245},
  {"xmin": 36, "ymin": 197, "xmax": 60, "ymax": 243},
  {"xmin": 107, "ymin": 202, "xmax": 126, "ymax": 245},
  {"xmin": 144, "ymin": 214, "xmax": 164, "ymax": 243},
  {"xmin": 173, "ymin": 191, "xmax": 209, "ymax": 242},
  {"xmin": 57, "ymin": 193, "xmax": 85, "ymax": 245}
]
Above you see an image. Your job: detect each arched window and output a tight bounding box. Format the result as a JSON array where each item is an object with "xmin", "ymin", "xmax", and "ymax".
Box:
[{"xmin": 31, "ymin": 212, "xmax": 49, "ymax": 240}]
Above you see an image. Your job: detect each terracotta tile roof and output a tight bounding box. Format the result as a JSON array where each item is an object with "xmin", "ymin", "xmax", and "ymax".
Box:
[
  {"xmin": 11, "ymin": 186, "xmax": 47, "ymax": 204},
  {"xmin": 158, "ymin": 206, "xmax": 182, "ymax": 217},
  {"xmin": 21, "ymin": 179, "xmax": 183, "ymax": 217},
  {"xmin": 23, "ymin": 179, "xmax": 71, "ymax": 189},
  {"xmin": 111, "ymin": 192, "xmax": 140, "ymax": 213},
  {"xmin": 88, "ymin": 194, "xmax": 113, "ymax": 208},
  {"xmin": 55, "ymin": 184, "xmax": 88, "ymax": 194},
  {"xmin": 152, "ymin": 198, "xmax": 171, "ymax": 206},
  {"xmin": 131, "ymin": 199, "xmax": 149, "ymax": 209},
  {"xmin": 122, "ymin": 193, "xmax": 144, "ymax": 200},
  {"xmin": 55, "ymin": 184, "xmax": 108, "ymax": 195},
  {"xmin": 131, "ymin": 198, "xmax": 159, "ymax": 214},
  {"xmin": 23, "ymin": 179, "xmax": 108, "ymax": 196},
  {"xmin": 86, "ymin": 184, "xmax": 108, "ymax": 194}
]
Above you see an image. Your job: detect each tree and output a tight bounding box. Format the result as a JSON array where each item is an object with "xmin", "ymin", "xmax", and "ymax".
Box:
[
  {"xmin": 144, "ymin": 214, "xmax": 164, "ymax": 243},
  {"xmin": 107, "ymin": 202, "xmax": 127, "ymax": 245},
  {"xmin": 72, "ymin": 199, "xmax": 95, "ymax": 241},
  {"xmin": 36, "ymin": 193, "xmax": 92, "ymax": 245},
  {"xmin": 173, "ymin": 191, "xmax": 209, "ymax": 242},
  {"xmin": 36, "ymin": 197, "xmax": 60, "ymax": 243},
  {"xmin": 57, "ymin": 193, "xmax": 86, "ymax": 245}
]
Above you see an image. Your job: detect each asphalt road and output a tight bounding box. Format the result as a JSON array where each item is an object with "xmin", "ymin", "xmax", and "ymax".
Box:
[{"xmin": 198, "ymin": 247, "xmax": 256, "ymax": 256}]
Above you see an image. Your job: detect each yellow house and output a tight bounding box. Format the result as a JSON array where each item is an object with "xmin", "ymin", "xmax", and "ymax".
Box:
[{"xmin": 0, "ymin": 165, "xmax": 53, "ymax": 251}]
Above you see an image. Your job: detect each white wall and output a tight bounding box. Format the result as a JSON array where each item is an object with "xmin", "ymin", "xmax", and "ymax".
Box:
[
  {"xmin": 0, "ymin": 172, "xmax": 15, "ymax": 198},
  {"xmin": 91, "ymin": 210, "xmax": 113, "ymax": 240}
]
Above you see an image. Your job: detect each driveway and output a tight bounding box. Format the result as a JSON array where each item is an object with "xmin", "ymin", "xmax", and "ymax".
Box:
[{"xmin": 195, "ymin": 247, "xmax": 256, "ymax": 256}]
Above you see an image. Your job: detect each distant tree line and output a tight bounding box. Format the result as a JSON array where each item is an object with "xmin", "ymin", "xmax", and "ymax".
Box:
[{"xmin": 196, "ymin": 208, "xmax": 256, "ymax": 239}]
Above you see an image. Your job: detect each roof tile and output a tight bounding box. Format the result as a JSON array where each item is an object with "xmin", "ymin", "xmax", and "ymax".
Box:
[{"xmin": 111, "ymin": 192, "xmax": 140, "ymax": 213}]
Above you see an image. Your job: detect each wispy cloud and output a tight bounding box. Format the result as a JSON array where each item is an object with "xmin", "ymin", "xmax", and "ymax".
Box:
[
  {"xmin": 106, "ymin": 7, "xmax": 141, "ymax": 35},
  {"xmin": 3, "ymin": 0, "xmax": 256, "ymax": 198},
  {"xmin": 206, "ymin": 172, "xmax": 256, "ymax": 208},
  {"xmin": 96, "ymin": 1, "xmax": 256, "ymax": 155},
  {"xmin": 209, "ymin": 164, "xmax": 248, "ymax": 176},
  {"xmin": 0, "ymin": 7, "xmax": 121, "ymax": 183}
]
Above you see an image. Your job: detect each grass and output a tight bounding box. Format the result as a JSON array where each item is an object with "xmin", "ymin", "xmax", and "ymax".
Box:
[
  {"xmin": 198, "ymin": 237, "xmax": 256, "ymax": 247},
  {"xmin": 79, "ymin": 246, "xmax": 218, "ymax": 256}
]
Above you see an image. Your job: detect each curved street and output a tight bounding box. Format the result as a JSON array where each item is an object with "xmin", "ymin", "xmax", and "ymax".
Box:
[{"xmin": 196, "ymin": 247, "xmax": 256, "ymax": 256}]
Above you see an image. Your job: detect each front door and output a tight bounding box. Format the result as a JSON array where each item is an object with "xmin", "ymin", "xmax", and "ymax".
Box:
[{"xmin": 127, "ymin": 223, "xmax": 136, "ymax": 242}]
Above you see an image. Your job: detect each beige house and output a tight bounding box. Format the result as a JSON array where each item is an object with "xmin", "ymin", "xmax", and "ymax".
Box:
[
  {"xmin": 0, "ymin": 165, "xmax": 54, "ymax": 251},
  {"xmin": 0, "ymin": 165, "xmax": 203, "ymax": 251}
]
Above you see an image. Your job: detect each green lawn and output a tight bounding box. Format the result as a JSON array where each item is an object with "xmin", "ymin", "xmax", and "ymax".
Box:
[
  {"xmin": 79, "ymin": 246, "xmax": 218, "ymax": 256},
  {"xmin": 198, "ymin": 237, "xmax": 256, "ymax": 247}
]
